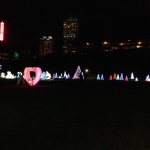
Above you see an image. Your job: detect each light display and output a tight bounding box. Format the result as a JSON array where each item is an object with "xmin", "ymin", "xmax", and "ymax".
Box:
[
  {"xmin": 135, "ymin": 77, "xmax": 138, "ymax": 81},
  {"xmin": 113, "ymin": 73, "xmax": 116, "ymax": 80},
  {"xmin": 67, "ymin": 74, "xmax": 70, "ymax": 79},
  {"xmin": 101, "ymin": 74, "xmax": 104, "ymax": 80},
  {"xmin": 55, "ymin": 72, "xmax": 58, "ymax": 78},
  {"xmin": 109, "ymin": 75, "xmax": 112, "ymax": 80},
  {"xmin": 59, "ymin": 73, "xmax": 63, "ymax": 79},
  {"xmin": 17, "ymin": 72, "xmax": 21, "ymax": 78},
  {"xmin": 0, "ymin": 65, "xmax": 2, "ymax": 69},
  {"xmin": 1, "ymin": 72, "xmax": 5, "ymax": 78},
  {"xmin": 145, "ymin": 75, "xmax": 150, "ymax": 81},
  {"xmin": 24, "ymin": 67, "xmax": 42, "ymax": 86},
  {"xmin": 0, "ymin": 22, "xmax": 4, "ymax": 41},
  {"xmin": 116, "ymin": 74, "xmax": 119, "ymax": 80},
  {"xmin": 6, "ymin": 71, "xmax": 16, "ymax": 79},
  {"xmin": 120, "ymin": 73, "xmax": 124, "ymax": 80},
  {"xmin": 53, "ymin": 73, "xmax": 55, "ymax": 79},
  {"xmin": 130, "ymin": 72, "xmax": 134, "ymax": 79},
  {"xmin": 45, "ymin": 71, "xmax": 51, "ymax": 79},
  {"xmin": 125, "ymin": 75, "xmax": 128, "ymax": 81},
  {"xmin": 97, "ymin": 74, "xmax": 100, "ymax": 80},
  {"xmin": 41, "ymin": 72, "xmax": 46, "ymax": 79},
  {"xmin": 73, "ymin": 66, "xmax": 81, "ymax": 79},
  {"xmin": 64, "ymin": 71, "xmax": 67, "ymax": 78}
]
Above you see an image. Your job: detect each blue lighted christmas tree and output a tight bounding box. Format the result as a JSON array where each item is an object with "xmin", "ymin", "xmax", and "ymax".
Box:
[
  {"xmin": 101, "ymin": 74, "xmax": 104, "ymax": 80},
  {"xmin": 120, "ymin": 73, "xmax": 124, "ymax": 80}
]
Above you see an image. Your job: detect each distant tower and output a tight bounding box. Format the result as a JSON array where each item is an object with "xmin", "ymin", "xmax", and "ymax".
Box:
[
  {"xmin": 38, "ymin": 36, "xmax": 54, "ymax": 57},
  {"xmin": 63, "ymin": 16, "xmax": 78, "ymax": 53},
  {"xmin": 0, "ymin": 22, "xmax": 4, "ymax": 41}
]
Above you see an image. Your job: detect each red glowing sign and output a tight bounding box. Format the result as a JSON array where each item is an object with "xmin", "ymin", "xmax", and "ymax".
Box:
[{"xmin": 0, "ymin": 22, "xmax": 4, "ymax": 41}]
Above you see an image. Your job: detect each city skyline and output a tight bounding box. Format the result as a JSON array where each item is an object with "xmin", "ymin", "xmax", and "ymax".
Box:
[{"xmin": 0, "ymin": 1, "xmax": 150, "ymax": 51}]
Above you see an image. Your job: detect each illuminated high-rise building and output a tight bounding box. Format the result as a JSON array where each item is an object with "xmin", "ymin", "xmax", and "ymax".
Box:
[
  {"xmin": 0, "ymin": 22, "xmax": 4, "ymax": 41},
  {"xmin": 38, "ymin": 36, "xmax": 54, "ymax": 57},
  {"xmin": 63, "ymin": 16, "xmax": 79, "ymax": 53}
]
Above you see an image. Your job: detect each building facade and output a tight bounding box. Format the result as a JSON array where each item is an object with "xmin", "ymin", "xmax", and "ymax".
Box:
[
  {"xmin": 63, "ymin": 16, "xmax": 79, "ymax": 53},
  {"xmin": 38, "ymin": 36, "xmax": 54, "ymax": 57}
]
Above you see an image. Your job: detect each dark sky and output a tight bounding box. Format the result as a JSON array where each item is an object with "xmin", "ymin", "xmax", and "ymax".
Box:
[{"xmin": 0, "ymin": 0, "xmax": 150, "ymax": 50}]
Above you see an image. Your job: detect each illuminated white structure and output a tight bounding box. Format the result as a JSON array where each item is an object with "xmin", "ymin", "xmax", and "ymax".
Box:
[
  {"xmin": 73, "ymin": 66, "xmax": 81, "ymax": 79},
  {"xmin": 45, "ymin": 71, "xmax": 51, "ymax": 79},
  {"xmin": 130, "ymin": 72, "xmax": 134, "ymax": 79},
  {"xmin": 0, "ymin": 22, "xmax": 4, "ymax": 41},
  {"xmin": 6, "ymin": 71, "xmax": 16, "ymax": 79},
  {"xmin": 116, "ymin": 74, "xmax": 120, "ymax": 80},
  {"xmin": 1, "ymin": 72, "xmax": 5, "ymax": 78},
  {"xmin": 64, "ymin": 71, "xmax": 67, "ymax": 78},
  {"xmin": 145, "ymin": 75, "xmax": 150, "ymax": 81},
  {"xmin": 135, "ymin": 77, "xmax": 138, "ymax": 81}
]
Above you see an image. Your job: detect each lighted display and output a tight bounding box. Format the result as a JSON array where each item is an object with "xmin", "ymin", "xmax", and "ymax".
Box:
[
  {"xmin": 145, "ymin": 75, "xmax": 150, "ymax": 81},
  {"xmin": 120, "ymin": 73, "xmax": 124, "ymax": 80},
  {"xmin": 45, "ymin": 71, "xmax": 51, "ymax": 79},
  {"xmin": 55, "ymin": 72, "xmax": 58, "ymax": 78},
  {"xmin": 0, "ymin": 22, "xmax": 4, "ymax": 41},
  {"xmin": 135, "ymin": 77, "xmax": 138, "ymax": 81},
  {"xmin": 116, "ymin": 74, "xmax": 119, "ymax": 80},
  {"xmin": 1, "ymin": 72, "xmax": 5, "ymax": 78},
  {"xmin": 113, "ymin": 73, "xmax": 116, "ymax": 80},
  {"xmin": 67, "ymin": 74, "xmax": 70, "ymax": 79},
  {"xmin": 6, "ymin": 71, "xmax": 16, "ymax": 79},
  {"xmin": 24, "ymin": 67, "xmax": 42, "ymax": 86},
  {"xmin": 41, "ymin": 72, "xmax": 46, "ymax": 79},
  {"xmin": 131, "ymin": 72, "xmax": 134, "ymax": 79},
  {"xmin": 73, "ymin": 66, "xmax": 81, "ymax": 79},
  {"xmin": 101, "ymin": 74, "xmax": 104, "ymax": 80},
  {"xmin": 109, "ymin": 75, "xmax": 112, "ymax": 80},
  {"xmin": 97, "ymin": 74, "xmax": 100, "ymax": 80},
  {"xmin": 125, "ymin": 75, "xmax": 128, "ymax": 81}
]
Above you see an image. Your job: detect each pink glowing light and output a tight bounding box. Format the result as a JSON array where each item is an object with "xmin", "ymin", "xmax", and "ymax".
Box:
[
  {"xmin": 24, "ymin": 67, "xmax": 42, "ymax": 86},
  {"xmin": 109, "ymin": 75, "xmax": 112, "ymax": 80},
  {"xmin": 0, "ymin": 22, "xmax": 4, "ymax": 41},
  {"xmin": 125, "ymin": 75, "xmax": 128, "ymax": 81}
]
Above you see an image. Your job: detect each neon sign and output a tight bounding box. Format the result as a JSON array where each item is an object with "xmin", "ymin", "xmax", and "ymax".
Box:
[
  {"xmin": 24, "ymin": 67, "xmax": 42, "ymax": 86},
  {"xmin": 0, "ymin": 22, "xmax": 4, "ymax": 41}
]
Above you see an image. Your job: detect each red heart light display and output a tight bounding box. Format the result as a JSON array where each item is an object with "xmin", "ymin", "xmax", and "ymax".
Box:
[{"xmin": 24, "ymin": 67, "xmax": 42, "ymax": 86}]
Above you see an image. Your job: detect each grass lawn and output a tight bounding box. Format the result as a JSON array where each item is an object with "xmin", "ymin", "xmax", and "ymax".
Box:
[{"xmin": 0, "ymin": 79, "xmax": 150, "ymax": 149}]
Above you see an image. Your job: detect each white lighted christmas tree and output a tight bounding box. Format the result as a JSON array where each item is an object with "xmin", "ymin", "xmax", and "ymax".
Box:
[
  {"xmin": 73, "ymin": 66, "xmax": 81, "ymax": 79},
  {"xmin": 116, "ymin": 74, "xmax": 119, "ymax": 80},
  {"xmin": 130, "ymin": 72, "xmax": 134, "ymax": 79}
]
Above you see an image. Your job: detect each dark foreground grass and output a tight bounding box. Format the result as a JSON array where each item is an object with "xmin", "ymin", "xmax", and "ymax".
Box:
[{"xmin": 0, "ymin": 79, "xmax": 150, "ymax": 149}]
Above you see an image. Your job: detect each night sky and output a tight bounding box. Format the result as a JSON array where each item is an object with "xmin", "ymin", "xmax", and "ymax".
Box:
[{"xmin": 0, "ymin": 0, "xmax": 150, "ymax": 51}]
